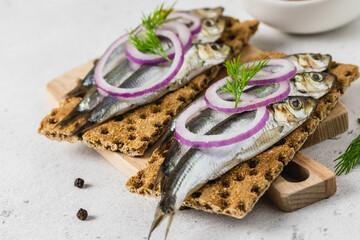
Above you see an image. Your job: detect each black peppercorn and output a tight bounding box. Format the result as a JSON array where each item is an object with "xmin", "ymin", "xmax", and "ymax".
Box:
[
  {"xmin": 77, "ymin": 208, "xmax": 88, "ymax": 221},
  {"xmin": 74, "ymin": 178, "xmax": 84, "ymax": 188}
]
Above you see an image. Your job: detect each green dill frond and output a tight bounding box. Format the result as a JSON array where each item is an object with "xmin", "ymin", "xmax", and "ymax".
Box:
[
  {"xmin": 141, "ymin": 3, "xmax": 175, "ymax": 31},
  {"xmin": 129, "ymin": 30, "xmax": 171, "ymax": 62},
  {"xmin": 128, "ymin": 2, "xmax": 176, "ymax": 62},
  {"xmin": 334, "ymin": 134, "xmax": 360, "ymax": 175},
  {"xmin": 221, "ymin": 57, "xmax": 269, "ymax": 107}
]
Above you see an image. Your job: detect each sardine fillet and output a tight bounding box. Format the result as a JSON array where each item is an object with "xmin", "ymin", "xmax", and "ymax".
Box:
[
  {"xmin": 38, "ymin": 17, "xmax": 259, "ymax": 157},
  {"xmin": 126, "ymin": 53, "xmax": 359, "ymax": 219}
]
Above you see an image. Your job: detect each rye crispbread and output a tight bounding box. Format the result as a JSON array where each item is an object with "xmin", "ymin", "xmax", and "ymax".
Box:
[
  {"xmin": 38, "ymin": 17, "xmax": 259, "ymax": 156},
  {"xmin": 125, "ymin": 52, "xmax": 359, "ymax": 219}
]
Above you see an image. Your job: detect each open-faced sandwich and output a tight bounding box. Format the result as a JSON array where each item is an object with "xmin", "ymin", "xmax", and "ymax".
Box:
[
  {"xmin": 38, "ymin": 3, "xmax": 360, "ymax": 240},
  {"xmin": 126, "ymin": 51, "xmax": 359, "ymax": 238},
  {"xmin": 38, "ymin": 5, "xmax": 259, "ymax": 157}
]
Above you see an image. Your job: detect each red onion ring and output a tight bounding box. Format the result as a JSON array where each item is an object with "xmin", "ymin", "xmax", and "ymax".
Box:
[
  {"xmin": 247, "ymin": 59, "xmax": 296, "ymax": 86},
  {"xmin": 162, "ymin": 22, "xmax": 193, "ymax": 50},
  {"xmin": 125, "ymin": 22, "xmax": 191, "ymax": 65},
  {"xmin": 94, "ymin": 29, "xmax": 184, "ymax": 98},
  {"xmin": 205, "ymin": 81, "xmax": 290, "ymax": 113},
  {"xmin": 174, "ymin": 99, "xmax": 269, "ymax": 148},
  {"xmin": 169, "ymin": 12, "xmax": 202, "ymax": 34}
]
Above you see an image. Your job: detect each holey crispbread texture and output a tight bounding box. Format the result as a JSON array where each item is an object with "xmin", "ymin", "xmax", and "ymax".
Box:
[
  {"xmin": 126, "ymin": 52, "xmax": 359, "ymax": 219},
  {"xmin": 38, "ymin": 17, "xmax": 259, "ymax": 157}
]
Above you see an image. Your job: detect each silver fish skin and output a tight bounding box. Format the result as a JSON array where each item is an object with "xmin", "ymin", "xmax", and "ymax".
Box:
[
  {"xmin": 64, "ymin": 39, "xmax": 175, "ymax": 121},
  {"xmin": 284, "ymin": 53, "xmax": 332, "ymax": 73},
  {"xmin": 57, "ymin": 58, "xmax": 139, "ymax": 127},
  {"xmin": 148, "ymin": 96, "xmax": 318, "ymax": 239},
  {"xmin": 157, "ymin": 96, "xmax": 205, "ymax": 150},
  {"xmin": 154, "ymin": 97, "xmax": 232, "ymax": 192},
  {"xmin": 78, "ymin": 59, "xmax": 139, "ymax": 111},
  {"xmin": 192, "ymin": 17, "xmax": 226, "ymax": 44},
  {"xmin": 70, "ymin": 43, "xmax": 231, "ymax": 135},
  {"xmin": 64, "ymin": 7, "xmax": 223, "ymax": 104},
  {"xmin": 61, "ymin": 13, "xmax": 229, "ymax": 129},
  {"xmin": 91, "ymin": 43, "xmax": 231, "ymax": 123}
]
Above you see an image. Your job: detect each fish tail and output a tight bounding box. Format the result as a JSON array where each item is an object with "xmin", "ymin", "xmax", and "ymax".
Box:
[
  {"xmin": 164, "ymin": 213, "xmax": 175, "ymax": 240},
  {"xmin": 148, "ymin": 208, "xmax": 166, "ymax": 240},
  {"xmin": 56, "ymin": 107, "xmax": 88, "ymax": 129},
  {"xmin": 67, "ymin": 119, "xmax": 97, "ymax": 138},
  {"xmin": 65, "ymin": 84, "xmax": 89, "ymax": 98},
  {"xmin": 66, "ymin": 67, "xmax": 95, "ymax": 98},
  {"xmin": 152, "ymin": 171, "xmax": 164, "ymax": 196},
  {"xmin": 160, "ymin": 174, "xmax": 169, "ymax": 193},
  {"xmin": 66, "ymin": 97, "xmax": 120, "ymax": 137},
  {"xmin": 158, "ymin": 128, "xmax": 174, "ymax": 150},
  {"xmin": 148, "ymin": 202, "xmax": 176, "ymax": 240}
]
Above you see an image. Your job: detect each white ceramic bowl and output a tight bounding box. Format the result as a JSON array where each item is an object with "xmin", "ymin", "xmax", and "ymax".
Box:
[{"xmin": 241, "ymin": 0, "xmax": 360, "ymax": 34}]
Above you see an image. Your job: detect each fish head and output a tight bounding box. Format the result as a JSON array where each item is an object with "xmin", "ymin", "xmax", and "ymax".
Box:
[
  {"xmin": 286, "ymin": 53, "xmax": 332, "ymax": 72},
  {"xmin": 197, "ymin": 42, "xmax": 231, "ymax": 64},
  {"xmin": 196, "ymin": 17, "xmax": 226, "ymax": 43},
  {"xmin": 292, "ymin": 72, "xmax": 337, "ymax": 99},
  {"xmin": 271, "ymin": 96, "xmax": 318, "ymax": 126},
  {"xmin": 188, "ymin": 6, "xmax": 224, "ymax": 19}
]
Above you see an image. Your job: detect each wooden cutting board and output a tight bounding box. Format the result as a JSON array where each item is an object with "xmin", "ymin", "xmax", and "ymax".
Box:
[{"xmin": 45, "ymin": 45, "xmax": 348, "ymax": 212}]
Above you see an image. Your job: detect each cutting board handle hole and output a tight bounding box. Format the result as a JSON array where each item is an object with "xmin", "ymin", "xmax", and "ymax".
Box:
[{"xmin": 281, "ymin": 161, "xmax": 310, "ymax": 183}]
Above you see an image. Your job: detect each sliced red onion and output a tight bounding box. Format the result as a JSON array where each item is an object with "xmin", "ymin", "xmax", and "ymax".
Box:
[
  {"xmin": 125, "ymin": 22, "xmax": 191, "ymax": 65},
  {"xmin": 169, "ymin": 12, "xmax": 202, "ymax": 34},
  {"xmin": 94, "ymin": 29, "xmax": 184, "ymax": 98},
  {"xmin": 205, "ymin": 81, "xmax": 290, "ymax": 113},
  {"xmin": 247, "ymin": 59, "xmax": 297, "ymax": 85},
  {"xmin": 174, "ymin": 99, "xmax": 269, "ymax": 148},
  {"xmin": 100, "ymin": 33, "xmax": 131, "ymax": 76},
  {"xmin": 162, "ymin": 22, "xmax": 193, "ymax": 50}
]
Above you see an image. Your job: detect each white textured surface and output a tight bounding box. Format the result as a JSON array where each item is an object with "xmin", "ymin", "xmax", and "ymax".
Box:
[{"xmin": 0, "ymin": 1, "xmax": 359, "ymax": 239}]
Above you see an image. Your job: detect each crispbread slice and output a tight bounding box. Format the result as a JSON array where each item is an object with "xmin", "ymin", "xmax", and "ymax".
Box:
[
  {"xmin": 38, "ymin": 17, "xmax": 259, "ymax": 157},
  {"xmin": 125, "ymin": 52, "xmax": 359, "ymax": 219}
]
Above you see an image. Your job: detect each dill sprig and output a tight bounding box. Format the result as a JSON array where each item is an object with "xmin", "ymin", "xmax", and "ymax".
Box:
[
  {"xmin": 129, "ymin": 3, "xmax": 175, "ymax": 62},
  {"xmin": 220, "ymin": 56, "xmax": 269, "ymax": 107},
  {"xmin": 129, "ymin": 30, "xmax": 171, "ymax": 62},
  {"xmin": 334, "ymin": 118, "xmax": 360, "ymax": 175},
  {"xmin": 334, "ymin": 134, "xmax": 360, "ymax": 175},
  {"xmin": 141, "ymin": 3, "xmax": 175, "ymax": 30}
]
